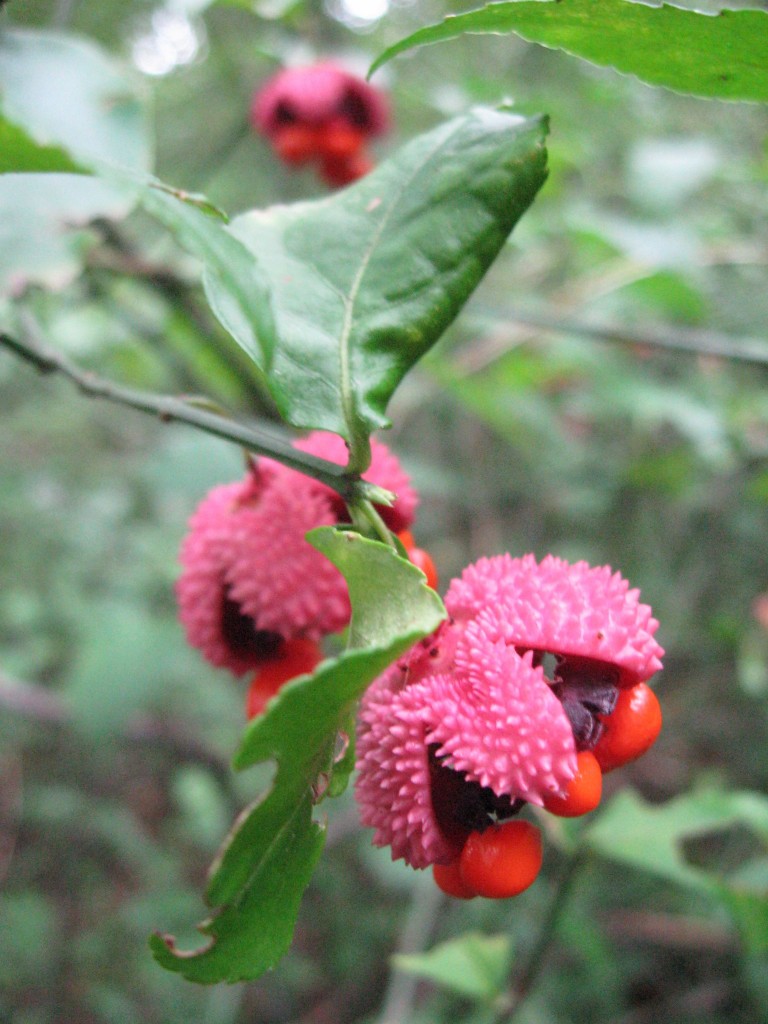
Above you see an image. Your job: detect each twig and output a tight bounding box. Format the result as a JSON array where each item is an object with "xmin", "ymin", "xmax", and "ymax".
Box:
[
  {"xmin": 462, "ymin": 307, "xmax": 768, "ymax": 373},
  {"xmin": 351, "ymin": 497, "xmax": 397, "ymax": 548},
  {"xmin": 0, "ymin": 327, "xmax": 384, "ymax": 504},
  {"xmin": 601, "ymin": 910, "xmax": 737, "ymax": 952},
  {"xmin": 514, "ymin": 310, "xmax": 768, "ymax": 365},
  {"xmin": 87, "ymin": 223, "xmax": 272, "ymax": 410}
]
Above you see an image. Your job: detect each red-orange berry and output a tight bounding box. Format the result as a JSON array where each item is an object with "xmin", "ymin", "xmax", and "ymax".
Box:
[
  {"xmin": 592, "ymin": 682, "xmax": 662, "ymax": 772},
  {"xmin": 272, "ymin": 123, "xmax": 320, "ymax": 165},
  {"xmin": 396, "ymin": 530, "xmax": 438, "ymax": 589},
  {"xmin": 319, "ymin": 151, "xmax": 373, "ymax": 187},
  {"xmin": 459, "ymin": 820, "xmax": 543, "ymax": 899},
  {"xmin": 433, "ymin": 860, "xmax": 477, "ymax": 900},
  {"xmin": 409, "ymin": 547, "xmax": 438, "ymax": 591},
  {"xmin": 245, "ymin": 638, "xmax": 322, "ymax": 719},
  {"xmin": 318, "ymin": 118, "xmax": 365, "ymax": 161},
  {"xmin": 543, "ymin": 750, "xmax": 602, "ymax": 817},
  {"xmin": 396, "ymin": 529, "xmax": 415, "ymax": 552}
]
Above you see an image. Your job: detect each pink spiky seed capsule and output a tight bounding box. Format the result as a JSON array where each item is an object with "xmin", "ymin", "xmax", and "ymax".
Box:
[
  {"xmin": 250, "ymin": 62, "xmax": 389, "ymax": 185},
  {"xmin": 355, "ymin": 552, "xmax": 663, "ymax": 871},
  {"xmin": 177, "ymin": 432, "xmax": 416, "ymax": 675},
  {"xmin": 355, "ymin": 627, "xmax": 577, "ymax": 869},
  {"xmin": 447, "ymin": 553, "xmax": 664, "ymax": 750}
]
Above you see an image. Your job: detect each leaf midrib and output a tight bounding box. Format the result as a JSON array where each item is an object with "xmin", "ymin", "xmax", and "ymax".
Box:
[{"xmin": 337, "ymin": 119, "xmax": 466, "ymax": 452}]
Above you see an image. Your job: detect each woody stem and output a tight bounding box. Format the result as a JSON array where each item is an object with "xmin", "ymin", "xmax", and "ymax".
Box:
[{"xmin": 0, "ymin": 327, "xmax": 380, "ymax": 505}]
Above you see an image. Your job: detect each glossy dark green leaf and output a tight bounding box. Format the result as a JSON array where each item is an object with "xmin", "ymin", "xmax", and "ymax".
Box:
[
  {"xmin": 221, "ymin": 108, "xmax": 547, "ymax": 465},
  {"xmin": 136, "ymin": 183, "xmax": 277, "ymax": 376},
  {"xmin": 151, "ymin": 530, "xmax": 445, "ymax": 983},
  {"xmin": 370, "ymin": 1, "xmax": 768, "ymax": 103}
]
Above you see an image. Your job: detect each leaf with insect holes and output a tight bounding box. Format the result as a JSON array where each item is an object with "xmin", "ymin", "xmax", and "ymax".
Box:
[
  {"xmin": 150, "ymin": 530, "xmax": 445, "ymax": 983},
  {"xmin": 369, "ymin": 0, "xmax": 768, "ymax": 104}
]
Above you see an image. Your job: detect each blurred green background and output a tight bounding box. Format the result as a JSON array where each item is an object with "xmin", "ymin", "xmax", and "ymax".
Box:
[{"xmin": 1, "ymin": 1, "xmax": 767, "ymax": 1022}]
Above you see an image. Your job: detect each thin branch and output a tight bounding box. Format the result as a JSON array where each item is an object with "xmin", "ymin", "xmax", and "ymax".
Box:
[
  {"xmin": 513, "ymin": 310, "xmax": 768, "ymax": 365},
  {"xmin": 351, "ymin": 498, "xmax": 398, "ymax": 548},
  {"xmin": 601, "ymin": 910, "xmax": 736, "ymax": 953},
  {"xmin": 462, "ymin": 307, "xmax": 768, "ymax": 373},
  {"xmin": 0, "ymin": 328, "xmax": 385, "ymax": 505},
  {"xmin": 87, "ymin": 222, "xmax": 272, "ymax": 411}
]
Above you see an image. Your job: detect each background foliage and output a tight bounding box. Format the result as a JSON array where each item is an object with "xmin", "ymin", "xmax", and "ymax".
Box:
[{"xmin": 1, "ymin": 0, "xmax": 768, "ymax": 1022}]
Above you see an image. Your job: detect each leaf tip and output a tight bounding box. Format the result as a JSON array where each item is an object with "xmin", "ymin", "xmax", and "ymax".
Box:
[{"xmin": 149, "ymin": 928, "xmax": 216, "ymax": 963}]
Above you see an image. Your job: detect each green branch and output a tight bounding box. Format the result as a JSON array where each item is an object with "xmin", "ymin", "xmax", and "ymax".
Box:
[{"xmin": 0, "ymin": 329, "xmax": 390, "ymax": 508}]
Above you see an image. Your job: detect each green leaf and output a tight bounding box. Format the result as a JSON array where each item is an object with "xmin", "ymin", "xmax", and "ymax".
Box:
[
  {"xmin": 0, "ymin": 28, "xmax": 152, "ymax": 171},
  {"xmin": 0, "ymin": 173, "xmax": 131, "ymax": 295},
  {"xmin": 151, "ymin": 530, "xmax": 445, "ymax": 984},
  {"xmin": 393, "ymin": 932, "xmax": 512, "ymax": 1002},
  {"xmin": 135, "ymin": 182, "xmax": 277, "ymax": 377},
  {"xmin": 310, "ymin": 528, "xmax": 445, "ymax": 652},
  {"xmin": 0, "ymin": 116, "xmax": 84, "ymax": 174},
  {"xmin": 221, "ymin": 108, "xmax": 547, "ymax": 464},
  {"xmin": 0, "ymin": 30, "xmax": 152, "ymax": 293},
  {"xmin": 586, "ymin": 788, "xmax": 768, "ymax": 965},
  {"xmin": 586, "ymin": 787, "xmax": 768, "ymax": 894},
  {"xmin": 718, "ymin": 886, "xmax": 768, "ymax": 956},
  {"xmin": 370, "ymin": 1, "xmax": 768, "ymax": 103}
]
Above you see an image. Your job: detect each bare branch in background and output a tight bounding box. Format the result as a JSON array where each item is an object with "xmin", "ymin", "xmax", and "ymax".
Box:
[{"xmin": 458, "ymin": 307, "xmax": 768, "ymax": 375}]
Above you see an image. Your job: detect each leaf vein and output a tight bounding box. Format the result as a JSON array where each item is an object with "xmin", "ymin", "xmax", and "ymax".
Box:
[{"xmin": 338, "ymin": 119, "xmax": 468, "ymax": 451}]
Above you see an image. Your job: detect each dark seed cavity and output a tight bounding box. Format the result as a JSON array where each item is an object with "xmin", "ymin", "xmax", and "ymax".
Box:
[
  {"xmin": 221, "ymin": 592, "xmax": 284, "ymax": 663},
  {"xmin": 549, "ymin": 657, "xmax": 619, "ymax": 750},
  {"xmin": 427, "ymin": 745, "xmax": 523, "ymax": 855}
]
